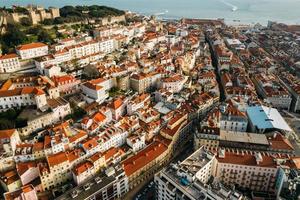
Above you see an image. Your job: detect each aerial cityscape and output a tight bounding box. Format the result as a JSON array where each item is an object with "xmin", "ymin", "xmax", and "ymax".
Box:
[{"xmin": 0, "ymin": 1, "xmax": 300, "ymax": 200}]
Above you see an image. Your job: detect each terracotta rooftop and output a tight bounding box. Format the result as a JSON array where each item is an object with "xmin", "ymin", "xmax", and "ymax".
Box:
[
  {"xmin": 122, "ymin": 141, "xmax": 168, "ymax": 176},
  {"xmin": 217, "ymin": 151, "xmax": 277, "ymax": 168},
  {"xmin": 0, "ymin": 129, "xmax": 16, "ymax": 139},
  {"xmin": 73, "ymin": 160, "xmax": 93, "ymax": 176},
  {"xmin": 0, "ymin": 53, "xmax": 18, "ymax": 60},
  {"xmin": 47, "ymin": 152, "xmax": 68, "ymax": 168},
  {"xmin": 17, "ymin": 42, "xmax": 47, "ymax": 51}
]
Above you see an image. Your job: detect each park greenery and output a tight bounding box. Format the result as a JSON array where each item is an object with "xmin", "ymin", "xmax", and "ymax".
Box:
[
  {"xmin": 0, "ymin": 23, "xmax": 54, "ymax": 53},
  {"xmin": 64, "ymin": 107, "xmax": 87, "ymax": 121},
  {"xmin": 41, "ymin": 5, "xmax": 125, "ymax": 25},
  {"xmin": 0, "ymin": 108, "xmax": 27, "ymax": 130},
  {"xmin": 0, "ymin": 5, "xmax": 125, "ymax": 53}
]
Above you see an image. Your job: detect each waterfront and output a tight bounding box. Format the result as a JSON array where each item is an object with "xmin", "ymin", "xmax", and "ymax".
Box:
[{"xmin": 1, "ymin": 0, "xmax": 300, "ymax": 25}]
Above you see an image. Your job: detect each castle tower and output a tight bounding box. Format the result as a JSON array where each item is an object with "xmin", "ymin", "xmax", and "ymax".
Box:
[{"xmin": 49, "ymin": 7, "xmax": 60, "ymax": 19}]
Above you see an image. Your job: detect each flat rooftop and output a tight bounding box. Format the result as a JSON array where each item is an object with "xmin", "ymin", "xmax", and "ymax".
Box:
[
  {"xmin": 180, "ymin": 147, "xmax": 215, "ymax": 174},
  {"xmin": 247, "ymin": 105, "xmax": 292, "ymax": 132},
  {"xmin": 220, "ymin": 130, "xmax": 269, "ymax": 145},
  {"xmin": 55, "ymin": 167, "xmax": 123, "ymax": 200}
]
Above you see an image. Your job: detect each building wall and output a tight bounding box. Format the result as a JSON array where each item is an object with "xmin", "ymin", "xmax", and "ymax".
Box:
[
  {"xmin": 215, "ymin": 162, "xmax": 277, "ymax": 192},
  {"xmin": 220, "ymin": 119, "xmax": 248, "ymax": 132},
  {"xmin": 41, "ymin": 161, "xmax": 71, "ymax": 190},
  {"xmin": 0, "ymin": 94, "xmax": 35, "ymax": 110},
  {"xmin": 0, "ymin": 57, "xmax": 21, "ymax": 73},
  {"xmin": 17, "ymin": 46, "xmax": 49, "ymax": 60}
]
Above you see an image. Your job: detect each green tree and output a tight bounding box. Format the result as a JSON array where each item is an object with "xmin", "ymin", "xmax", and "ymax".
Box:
[
  {"xmin": 0, "ymin": 108, "xmax": 17, "ymax": 120},
  {"xmin": 15, "ymin": 118, "xmax": 28, "ymax": 128},
  {"xmin": 82, "ymin": 64, "xmax": 99, "ymax": 80},
  {"xmin": 1, "ymin": 23, "xmax": 27, "ymax": 50},
  {"xmin": 54, "ymin": 17, "xmax": 65, "ymax": 24},
  {"xmin": 0, "ymin": 119, "xmax": 14, "ymax": 130},
  {"xmin": 42, "ymin": 18, "xmax": 54, "ymax": 25},
  {"xmin": 20, "ymin": 17, "xmax": 32, "ymax": 26},
  {"xmin": 38, "ymin": 30, "xmax": 52, "ymax": 43},
  {"xmin": 27, "ymin": 25, "xmax": 43, "ymax": 35},
  {"xmin": 73, "ymin": 107, "xmax": 87, "ymax": 120}
]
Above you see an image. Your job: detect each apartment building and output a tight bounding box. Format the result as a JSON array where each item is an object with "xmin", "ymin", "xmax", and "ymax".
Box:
[
  {"xmin": 81, "ymin": 112, "xmax": 107, "ymax": 133},
  {"xmin": 0, "ymin": 53, "xmax": 21, "ymax": 73},
  {"xmin": 127, "ymin": 93, "xmax": 150, "ymax": 115},
  {"xmin": 155, "ymin": 147, "xmax": 244, "ymax": 200},
  {"xmin": 52, "ymin": 75, "xmax": 81, "ymax": 94},
  {"xmin": 66, "ymin": 38, "xmax": 115, "ymax": 59},
  {"xmin": 130, "ymin": 72, "xmax": 161, "ymax": 94},
  {"xmin": 108, "ymin": 98, "xmax": 127, "ymax": 120},
  {"xmin": 219, "ymin": 103, "xmax": 248, "ymax": 132},
  {"xmin": 81, "ymin": 78, "xmax": 115, "ymax": 103},
  {"xmin": 93, "ymin": 26, "xmax": 125, "ymax": 38},
  {"xmin": 0, "ymin": 87, "xmax": 47, "ymax": 111},
  {"xmin": 160, "ymin": 74, "xmax": 188, "ymax": 93},
  {"xmin": 98, "ymin": 125, "xmax": 128, "ymax": 152},
  {"xmin": 56, "ymin": 165, "xmax": 129, "ymax": 200},
  {"xmin": 253, "ymin": 73, "xmax": 292, "ymax": 110},
  {"xmin": 4, "ymin": 184, "xmax": 38, "ymax": 200},
  {"xmin": 122, "ymin": 136, "xmax": 171, "ymax": 189},
  {"xmin": 0, "ymin": 129, "xmax": 21, "ymax": 154},
  {"xmin": 126, "ymin": 132, "xmax": 146, "ymax": 152},
  {"xmin": 72, "ymin": 161, "xmax": 95, "ymax": 185},
  {"xmin": 215, "ymin": 150, "xmax": 278, "ymax": 192},
  {"xmin": 40, "ymin": 152, "xmax": 71, "ymax": 190},
  {"xmin": 16, "ymin": 42, "xmax": 49, "ymax": 60},
  {"xmin": 194, "ymin": 128, "xmax": 294, "ymax": 155}
]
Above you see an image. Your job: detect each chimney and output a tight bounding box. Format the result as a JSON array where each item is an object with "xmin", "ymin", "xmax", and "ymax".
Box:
[
  {"xmin": 218, "ymin": 148, "xmax": 225, "ymax": 158},
  {"xmin": 255, "ymin": 152, "xmax": 263, "ymax": 165}
]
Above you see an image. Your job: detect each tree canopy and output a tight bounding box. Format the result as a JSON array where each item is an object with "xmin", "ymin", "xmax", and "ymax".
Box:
[{"xmin": 59, "ymin": 5, "xmax": 125, "ymax": 21}]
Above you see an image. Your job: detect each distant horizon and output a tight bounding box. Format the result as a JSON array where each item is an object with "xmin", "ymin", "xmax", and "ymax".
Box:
[{"xmin": 1, "ymin": 0, "xmax": 300, "ymax": 25}]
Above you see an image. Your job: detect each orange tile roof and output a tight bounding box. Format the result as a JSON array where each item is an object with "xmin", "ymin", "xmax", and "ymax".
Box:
[
  {"xmin": 290, "ymin": 157, "xmax": 300, "ymax": 169},
  {"xmin": 22, "ymin": 184, "xmax": 34, "ymax": 193},
  {"xmin": 81, "ymin": 137, "xmax": 98, "ymax": 151},
  {"xmin": 109, "ymin": 98, "xmax": 123, "ymax": 110},
  {"xmin": 69, "ymin": 130, "xmax": 87, "ymax": 143},
  {"xmin": 66, "ymin": 148, "xmax": 84, "ymax": 162},
  {"xmin": 89, "ymin": 152, "xmax": 103, "ymax": 163},
  {"xmin": 52, "ymin": 75, "xmax": 78, "ymax": 85},
  {"xmin": 32, "ymin": 142, "xmax": 44, "ymax": 151},
  {"xmin": 47, "ymin": 152, "xmax": 68, "ymax": 167},
  {"xmin": 104, "ymin": 147, "xmax": 124, "ymax": 161},
  {"xmin": 0, "ymin": 87, "xmax": 45, "ymax": 97},
  {"xmin": 269, "ymin": 133, "xmax": 294, "ymax": 151},
  {"xmin": 90, "ymin": 78, "xmax": 106, "ymax": 85},
  {"xmin": 83, "ymin": 82, "xmax": 103, "ymax": 91},
  {"xmin": 73, "ymin": 160, "xmax": 93, "ymax": 176},
  {"xmin": 122, "ymin": 141, "xmax": 168, "ymax": 176},
  {"xmin": 0, "ymin": 129, "xmax": 16, "ymax": 139},
  {"xmin": 217, "ymin": 151, "xmax": 277, "ymax": 168},
  {"xmin": 0, "ymin": 53, "xmax": 18, "ymax": 60},
  {"xmin": 0, "ymin": 79, "xmax": 13, "ymax": 91},
  {"xmin": 17, "ymin": 42, "xmax": 47, "ymax": 51},
  {"xmin": 93, "ymin": 112, "xmax": 106, "ymax": 123},
  {"xmin": 16, "ymin": 161, "xmax": 37, "ymax": 176},
  {"xmin": 0, "ymin": 170, "xmax": 20, "ymax": 185}
]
